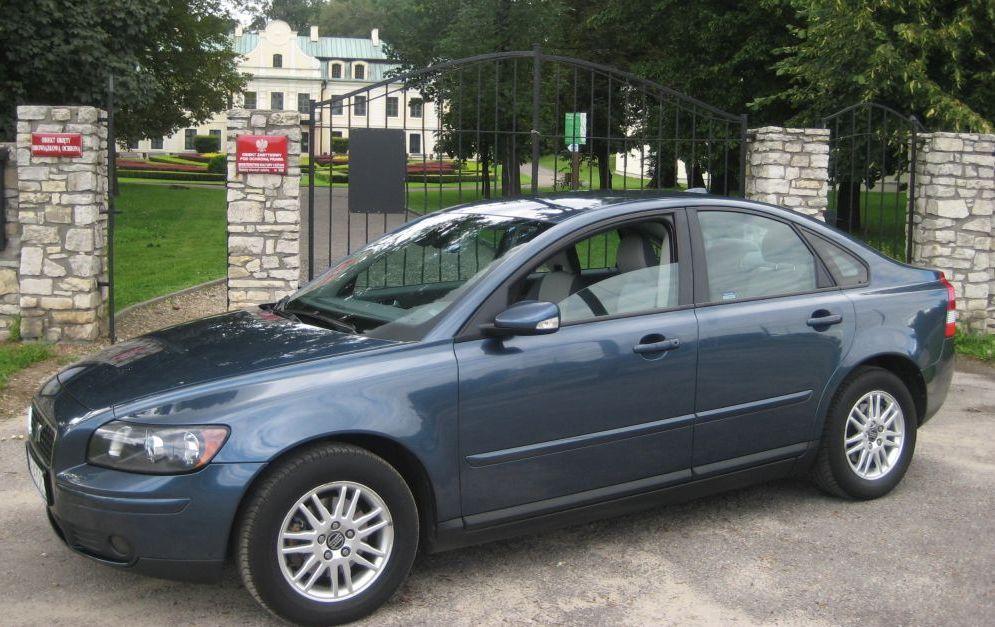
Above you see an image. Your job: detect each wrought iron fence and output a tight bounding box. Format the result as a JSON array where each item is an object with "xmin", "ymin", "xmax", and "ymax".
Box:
[
  {"xmin": 824, "ymin": 103, "xmax": 924, "ymax": 262},
  {"xmin": 304, "ymin": 47, "xmax": 747, "ymax": 280}
]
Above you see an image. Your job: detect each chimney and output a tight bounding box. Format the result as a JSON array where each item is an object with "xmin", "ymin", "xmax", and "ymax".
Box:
[
  {"xmin": 235, "ymin": 24, "xmax": 244, "ymax": 37},
  {"xmin": 371, "ymin": 28, "xmax": 380, "ymax": 47},
  {"xmin": 310, "ymin": 25, "xmax": 319, "ymax": 42}
]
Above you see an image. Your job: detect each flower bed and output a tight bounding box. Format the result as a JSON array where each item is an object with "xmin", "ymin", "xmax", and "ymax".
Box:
[
  {"xmin": 117, "ymin": 159, "xmax": 206, "ymax": 173},
  {"xmin": 407, "ymin": 162, "xmax": 457, "ymax": 174}
]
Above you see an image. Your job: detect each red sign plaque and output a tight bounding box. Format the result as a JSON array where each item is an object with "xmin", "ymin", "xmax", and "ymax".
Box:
[
  {"xmin": 236, "ymin": 134, "xmax": 288, "ymax": 174},
  {"xmin": 31, "ymin": 133, "xmax": 83, "ymax": 158}
]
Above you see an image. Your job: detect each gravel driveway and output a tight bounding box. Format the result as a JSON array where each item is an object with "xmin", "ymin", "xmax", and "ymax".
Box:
[{"xmin": 0, "ymin": 361, "xmax": 992, "ymax": 626}]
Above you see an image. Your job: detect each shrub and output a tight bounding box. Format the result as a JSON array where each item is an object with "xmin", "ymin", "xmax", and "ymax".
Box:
[
  {"xmin": 193, "ymin": 135, "xmax": 221, "ymax": 154},
  {"xmin": 331, "ymin": 136, "xmax": 349, "ymax": 154},
  {"xmin": 176, "ymin": 153, "xmax": 212, "ymax": 163},
  {"xmin": 407, "ymin": 162, "xmax": 457, "ymax": 174},
  {"xmin": 314, "ymin": 153, "xmax": 349, "ymax": 166},
  {"xmin": 207, "ymin": 154, "xmax": 227, "ymax": 176}
]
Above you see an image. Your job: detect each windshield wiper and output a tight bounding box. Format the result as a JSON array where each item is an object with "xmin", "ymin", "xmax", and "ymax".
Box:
[{"xmin": 279, "ymin": 306, "xmax": 359, "ymax": 335}]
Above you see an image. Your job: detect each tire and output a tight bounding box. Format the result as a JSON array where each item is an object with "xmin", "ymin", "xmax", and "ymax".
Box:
[
  {"xmin": 812, "ymin": 367, "xmax": 917, "ymax": 500},
  {"xmin": 236, "ymin": 443, "xmax": 419, "ymax": 625}
]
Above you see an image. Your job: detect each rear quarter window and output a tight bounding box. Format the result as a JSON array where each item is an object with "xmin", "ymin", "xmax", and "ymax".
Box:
[{"xmin": 804, "ymin": 232, "xmax": 868, "ymax": 287}]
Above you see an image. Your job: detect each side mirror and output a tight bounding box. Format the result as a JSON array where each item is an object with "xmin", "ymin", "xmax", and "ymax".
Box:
[{"xmin": 482, "ymin": 300, "xmax": 560, "ymax": 337}]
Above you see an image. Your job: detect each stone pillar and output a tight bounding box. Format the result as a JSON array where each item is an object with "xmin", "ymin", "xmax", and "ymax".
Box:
[
  {"xmin": 15, "ymin": 106, "xmax": 108, "ymax": 341},
  {"xmin": 745, "ymin": 127, "xmax": 830, "ymax": 220},
  {"xmin": 912, "ymin": 132, "xmax": 995, "ymax": 333},
  {"xmin": 0, "ymin": 143, "xmax": 20, "ymax": 339},
  {"xmin": 226, "ymin": 109, "xmax": 301, "ymax": 310}
]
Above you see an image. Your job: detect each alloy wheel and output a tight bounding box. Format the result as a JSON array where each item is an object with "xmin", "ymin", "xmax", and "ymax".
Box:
[
  {"xmin": 843, "ymin": 390, "xmax": 906, "ymax": 480},
  {"xmin": 277, "ymin": 481, "xmax": 394, "ymax": 602}
]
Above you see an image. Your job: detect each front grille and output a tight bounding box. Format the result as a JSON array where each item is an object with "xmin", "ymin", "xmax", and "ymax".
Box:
[{"xmin": 30, "ymin": 405, "xmax": 56, "ymax": 463}]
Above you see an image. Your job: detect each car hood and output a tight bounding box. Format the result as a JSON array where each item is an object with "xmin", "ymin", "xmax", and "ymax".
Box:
[{"xmin": 55, "ymin": 308, "xmax": 399, "ymax": 411}]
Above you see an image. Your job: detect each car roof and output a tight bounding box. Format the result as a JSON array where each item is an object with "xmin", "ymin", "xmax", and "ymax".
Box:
[{"xmin": 443, "ymin": 191, "xmax": 723, "ymax": 223}]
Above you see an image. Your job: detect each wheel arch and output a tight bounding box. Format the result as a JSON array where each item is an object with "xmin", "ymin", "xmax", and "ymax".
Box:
[
  {"xmin": 831, "ymin": 353, "xmax": 927, "ymax": 425},
  {"xmin": 227, "ymin": 432, "xmax": 439, "ymax": 560}
]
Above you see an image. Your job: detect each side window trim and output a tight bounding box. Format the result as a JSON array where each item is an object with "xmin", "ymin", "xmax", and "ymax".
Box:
[
  {"xmin": 687, "ymin": 206, "xmax": 837, "ymax": 307},
  {"xmin": 455, "ymin": 208, "xmax": 693, "ymax": 340}
]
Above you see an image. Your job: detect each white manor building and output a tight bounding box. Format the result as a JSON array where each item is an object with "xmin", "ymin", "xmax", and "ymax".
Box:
[{"xmin": 133, "ymin": 20, "xmax": 439, "ymax": 158}]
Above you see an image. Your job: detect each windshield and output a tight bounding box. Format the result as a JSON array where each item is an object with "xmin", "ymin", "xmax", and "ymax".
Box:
[{"xmin": 283, "ymin": 212, "xmax": 550, "ymax": 341}]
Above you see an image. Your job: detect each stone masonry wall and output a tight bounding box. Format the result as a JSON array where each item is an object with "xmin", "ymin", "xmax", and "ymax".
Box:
[
  {"xmin": 226, "ymin": 109, "xmax": 301, "ymax": 309},
  {"xmin": 912, "ymin": 132, "xmax": 995, "ymax": 333},
  {"xmin": 745, "ymin": 126, "xmax": 830, "ymax": 221},
  {"xmin": 0, "ymin": 143, "xmax": 20, "ymax": 339},
  {"xmin": 16, "ymin": 106, "xmax": 108, "ymax": 341}
]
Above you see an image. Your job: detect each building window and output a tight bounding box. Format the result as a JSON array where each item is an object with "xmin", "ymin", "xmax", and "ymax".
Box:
[
  {"xmin": 355, "ymin": 95, "xmax": 367, "ymax": 116},
  {"xmin": 409, "ymin": 98, "xmax": 423, "ymax": 119},
  {"xmin": 331, "ymin": 130, "xmax": 343, "ymax": 138},
  {"xmin": 331, "ymin": 96, "xmax": 343, "ymax": 116},
  {"xmin": 273, "ymin": 54, "xmax": 282, "ymax": 68},
  {"xmin": 302, "ymin": 131, "xmax": 310, "ymax": 154},
  {"xmin": 354, "ymin": 64, "xmax": 365, "ymax": 80},
  {"xmin": 209, "ymin": 129, "xmax": 221, "ymax": 140},
  {"xmin": 271, "ymin": 92, "xmax": 284, "ymax": 110},
  {"xmin": 244, "ymin": 91, "xmax": 256, "ymax": 109},
  {"xmin": 184, "ymin": 128, "xmax": 196, "ymax": 150},
  {"xmin": 298, "ymin": 93, "xmax": 310, "ymax": 114},
  {"xmin": 409, "ymin": 133, "xmax": 421, "ymax": 155},
  {"xmin": 151, "ymin": 137, "xmax": 163, "ymax": 150},
  {"xmin": 330, "ymin": 63, "xmax": 342, "ymax": 79},
  {"xmin": 386, "ymin": 96, "xmax": 398, "ymax": 118}
]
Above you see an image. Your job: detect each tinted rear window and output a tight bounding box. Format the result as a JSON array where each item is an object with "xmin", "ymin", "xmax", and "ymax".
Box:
[{"xmin": 804, "ymin": 232, "xmax": 868, "ymax": 287}]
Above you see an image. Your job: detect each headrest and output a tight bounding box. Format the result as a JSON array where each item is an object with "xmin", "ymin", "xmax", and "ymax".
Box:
[
  {"xmin": 761, "ymin": 229, "xmax": 806, "ymax": 263},
  {"xmin": 616, "ymin": 233, "xmax": 656, "ymax": 273},
  {"xmin": 546, "ymin": 246, "xmax": 580, "ymax": 273}
]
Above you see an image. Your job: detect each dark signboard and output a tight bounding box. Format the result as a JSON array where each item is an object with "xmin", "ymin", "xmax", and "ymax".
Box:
[{"xmin": 348, "ymin": 128, "xmax": 406, "ymax": 213}]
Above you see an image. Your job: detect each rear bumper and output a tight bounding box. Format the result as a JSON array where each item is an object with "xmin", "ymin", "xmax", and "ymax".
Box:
[
  {"xmin": 34, "ymin": 448, "xmax": 265, "ymax": 582},
  {"xmin": 922, "ymin": 337, "xmax": 955, "ymax": 425}
]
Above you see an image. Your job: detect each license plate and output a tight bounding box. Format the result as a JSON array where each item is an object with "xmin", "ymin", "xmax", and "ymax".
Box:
[{"xmin": 26, "ymin": 449, "xmax": 48, "ymax": 503}]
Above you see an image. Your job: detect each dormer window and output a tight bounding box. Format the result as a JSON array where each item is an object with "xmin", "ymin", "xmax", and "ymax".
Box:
[
  {"xmin": 273, "ymin": 54, "xmax": 283, "ymax": 68},
  {"xmin": 354, "ymin": 63, "xmax": 365, "ymax": 80},
  {"xmin": 330, "ymin": 63, "xmax": 342, "ymax": 79}
]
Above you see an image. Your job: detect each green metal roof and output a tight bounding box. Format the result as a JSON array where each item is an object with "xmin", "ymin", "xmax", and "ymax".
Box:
[{"xmin": 230, "ymin": 32, "xmax": 389, "ymax": 61}]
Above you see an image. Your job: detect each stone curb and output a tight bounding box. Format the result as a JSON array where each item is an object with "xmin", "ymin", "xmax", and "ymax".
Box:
[{"xmin": 115, "ymin": 277, "xmax": 226, "ymax": 321}]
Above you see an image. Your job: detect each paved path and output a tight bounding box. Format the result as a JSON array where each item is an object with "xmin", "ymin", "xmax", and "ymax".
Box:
[{"xmin": 0, "ymin": 363, "xmax": 992, "ymax": 625}]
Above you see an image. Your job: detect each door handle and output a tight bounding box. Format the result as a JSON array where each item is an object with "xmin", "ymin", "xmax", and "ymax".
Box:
[
  {"xmin": 806, "ymin": 312, "xmax": 843, "ymax": 328},
  {"xmin": 633, "ymin": 338, "xmax": 681, "ymax": 354}
]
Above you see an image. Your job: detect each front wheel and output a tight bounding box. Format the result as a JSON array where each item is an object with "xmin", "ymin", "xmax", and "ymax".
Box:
[
  {"xmin": 236, "ymin": 444, "xmax": 419, "ymax": 625},
  {"xmin": 812, "ymin": 367, "xmax": 917, "ymax": 499}
]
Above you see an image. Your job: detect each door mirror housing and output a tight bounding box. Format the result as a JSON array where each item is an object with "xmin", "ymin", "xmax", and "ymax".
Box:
[{"xmin": 482, "ymin": 300, "xmax": 560, "ymax": 337}]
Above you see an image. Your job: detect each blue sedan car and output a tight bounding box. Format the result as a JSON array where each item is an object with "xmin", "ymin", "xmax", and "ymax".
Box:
[{"xmin": 26, "ymin": 193, "xmax": 954, "ymax": 624}]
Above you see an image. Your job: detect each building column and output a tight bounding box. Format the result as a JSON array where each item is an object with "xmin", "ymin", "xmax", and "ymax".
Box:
[
  {"xmin": 912, "ymin": 132, "xmax": 995, "ymax": 333},
  {"xmin": 745, "ymin": 126, "xmax": 830, "ymax": 220},
  {"xmin": 15, "ymin": 106, "xmax": 108, "ymax": 341},
  {"xmin": 226, "ymin": 109, "xmax": 302, "ymax": 310}
]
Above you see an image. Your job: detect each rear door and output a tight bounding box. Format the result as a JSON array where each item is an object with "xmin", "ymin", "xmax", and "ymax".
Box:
[{"xmin": 689, "ymin": 208, "xmax": 855, "ymax": 474}]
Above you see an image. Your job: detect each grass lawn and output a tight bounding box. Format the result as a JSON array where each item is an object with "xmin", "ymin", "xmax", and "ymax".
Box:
[
  {"xmin": 538, "ymin": 153, "xmax": 656, "ymax": 191},
  {"xmin": 0, "ymin": 342, "xmax": 52, "ymax": 390},
  {"xmin": 114, "ymin": 182, "xmax": 227, "ymax": 311},
  {"xmin": 955, "ymin": 331, "xmax": 995, "ymax": 362},
  {"xmin": 828, "ymin": 191, "xmax": 908, "ymax": 260}
]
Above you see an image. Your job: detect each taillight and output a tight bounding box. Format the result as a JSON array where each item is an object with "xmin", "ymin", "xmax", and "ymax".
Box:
[{"xmin": 939, "ymin": 273, "xmax": 957, "ymax": 338}]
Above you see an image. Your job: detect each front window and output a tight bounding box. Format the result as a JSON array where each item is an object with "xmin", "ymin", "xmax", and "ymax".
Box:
[
  {"xmin": 354, "ymin": 95, "xmax": 367, "ymax": 116},
  {"xmin": 331, "ymin": 96, "xmax": 343, "ymax": 116},
  {"xmin": 409, "ymin": 98, "xmax": 423, "ymax": 118},
  {"xmin": 273, "ymin": 54, "xmax": 283, "ymax": 68},
  {"xmin": 271, "ymin": 92, "xmax": 284, "ymax": 110},
  {"xmin": 184, "ymin": 128, "xmax": 196, "ymax": 150},
  {"xmin": 386, "ymin": 96, "xmax": 398, "ymax": 118},
  {"xmin": 298, "ymin": 93, "xmax": 310, "ymax": 114},
  {"xmin": 330, "ymin": 63, "xmax": 342, "ymax": 79},
  {"xmin": 281, "ymin": 213, "xmax": 550, "ymax": 341},
  {"xmin": 408, "ymin": 133, "xmax": 421, "ymax": 154},
  {"xmin": 354, "ymin": 64, "xmax": 365, "ymax": 79},
  {"xmin": 243, "ymin": 91, "xmax": 257, "ymax": 109}
]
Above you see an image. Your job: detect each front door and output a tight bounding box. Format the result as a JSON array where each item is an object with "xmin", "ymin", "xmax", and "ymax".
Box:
[
  {"xmin": 689, "ymin": 208, "xmax": 855, "ymax": 473},
  {"xmin": 455, "ymin": 211, "xmax": 698, "ymax": 522}
]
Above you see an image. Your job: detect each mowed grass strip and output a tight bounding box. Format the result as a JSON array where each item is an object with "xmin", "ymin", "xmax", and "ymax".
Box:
[
  {"xmin": 114, "ymin": 183, "xmax": 227, "ymax": 311},
  {"xmin": 955, "ymin": 331, "xmax": 995, "ymax": 362},
  {"xmin": 0, "ymin": 342, "xmax": 52, "ymax": 390}
]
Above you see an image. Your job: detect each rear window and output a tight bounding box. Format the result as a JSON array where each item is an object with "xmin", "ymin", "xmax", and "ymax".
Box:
[{"xmin": 804, "ymin": 232, "xmax": 868, "ymax": 287}]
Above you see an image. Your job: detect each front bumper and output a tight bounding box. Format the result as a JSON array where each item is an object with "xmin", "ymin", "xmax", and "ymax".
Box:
[{"xmin": 30, "ymin": 443, "xmax": 264, "ymax": 582}]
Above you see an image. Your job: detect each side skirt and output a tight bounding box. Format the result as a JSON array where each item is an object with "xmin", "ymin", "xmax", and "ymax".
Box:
[{"xmin": 426, "ymin": 457, "xmax": 797, "ymax": 554}]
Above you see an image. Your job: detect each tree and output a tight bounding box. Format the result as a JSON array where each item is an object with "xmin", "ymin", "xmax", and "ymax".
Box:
[
  {"xmin": 247, "ymin": 0, "xmax": 324, "ymax": 31},
  {"xmin": 759, "ymin": 0, "xmax": 995, "ymax": 132},
  {"xmin": 0, "ymin": 0, "xmax": 246, "ymax": 145},
  {"xmin": 317, "ymin": 0, "xmax": 388, "ymax": 37}
]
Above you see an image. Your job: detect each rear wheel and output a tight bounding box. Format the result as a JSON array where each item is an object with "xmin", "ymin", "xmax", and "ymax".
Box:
[
  {"xmin": 236, "ymin": 444, "xmax": 418, "ymax": 625},
  {"xmin": 812, "ymin": 367, "xmax": 917, "ymax": 499}
]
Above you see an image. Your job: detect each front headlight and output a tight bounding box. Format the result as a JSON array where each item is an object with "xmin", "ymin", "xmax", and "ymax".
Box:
[{"xmin": 87, "ymin": 421, "xmax": 229, "ymax": 474}]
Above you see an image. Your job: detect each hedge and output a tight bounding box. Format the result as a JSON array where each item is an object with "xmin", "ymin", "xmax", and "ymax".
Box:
[
  {"xmin": 194, "ymin": 135, "xmax": 221, "ymax": 154},
  {"xmin": 117, "ymin": 159, "xmax": 205, "ymax": 172},
  {"xmin": 149, "ymin": 155, "xmax": 207, "ymax": 167},
  {"xmin": 176, "ymin": 153, "xmax": 213, "ymax": 163},
  {"xmin": 117, "ymin": 170, "xmax": 225, "ymax": 182}
]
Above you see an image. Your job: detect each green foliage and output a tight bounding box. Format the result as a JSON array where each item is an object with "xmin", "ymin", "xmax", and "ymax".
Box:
[
  {"xmin": 7, "ymin": 316, "xmax": 21, "ymax": 342},
  {"xmin": 0, "ymin": 0, "xmax": 246, "ymax": 143},
  {"xmin": 0, "ymin": 342, "xmax": 53, "ymax": 390},
  {"xmin": 330, "ymin": 136, "xmax": 350, "ymax": 154},
  {"xmin": 193, "ymin": 135, "xmax": 221, "ymax": 153},
  {"xmin": 760, "ymin": 0, "xmax": 994, "ymax": 131},
  {"xmin": 207, "ymin": 154, "xmax": 227, "ymax": 175},
  {"xmin": 115, "ymin": 182, "xmax": 226, "ymax": 309},
  {"xmin": 317, "ymin": 0, "xmax": 386, "ymax": 37},
  {"xmin": 247, "ymin": 0, "xmax": 324, "ymax": 31},
  {"xmin": 955, "ymin": 331, "xmax": 995, "ymax": 362}
]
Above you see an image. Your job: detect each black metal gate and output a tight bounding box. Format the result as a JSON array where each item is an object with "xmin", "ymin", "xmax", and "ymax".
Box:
[
  {"xmin": 304, "ymin": 47, "xmax": 747, "ymax": 280},
  {"xmin": 824, "ymin": 103, "xmax": 923, "ymax": 262}
]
